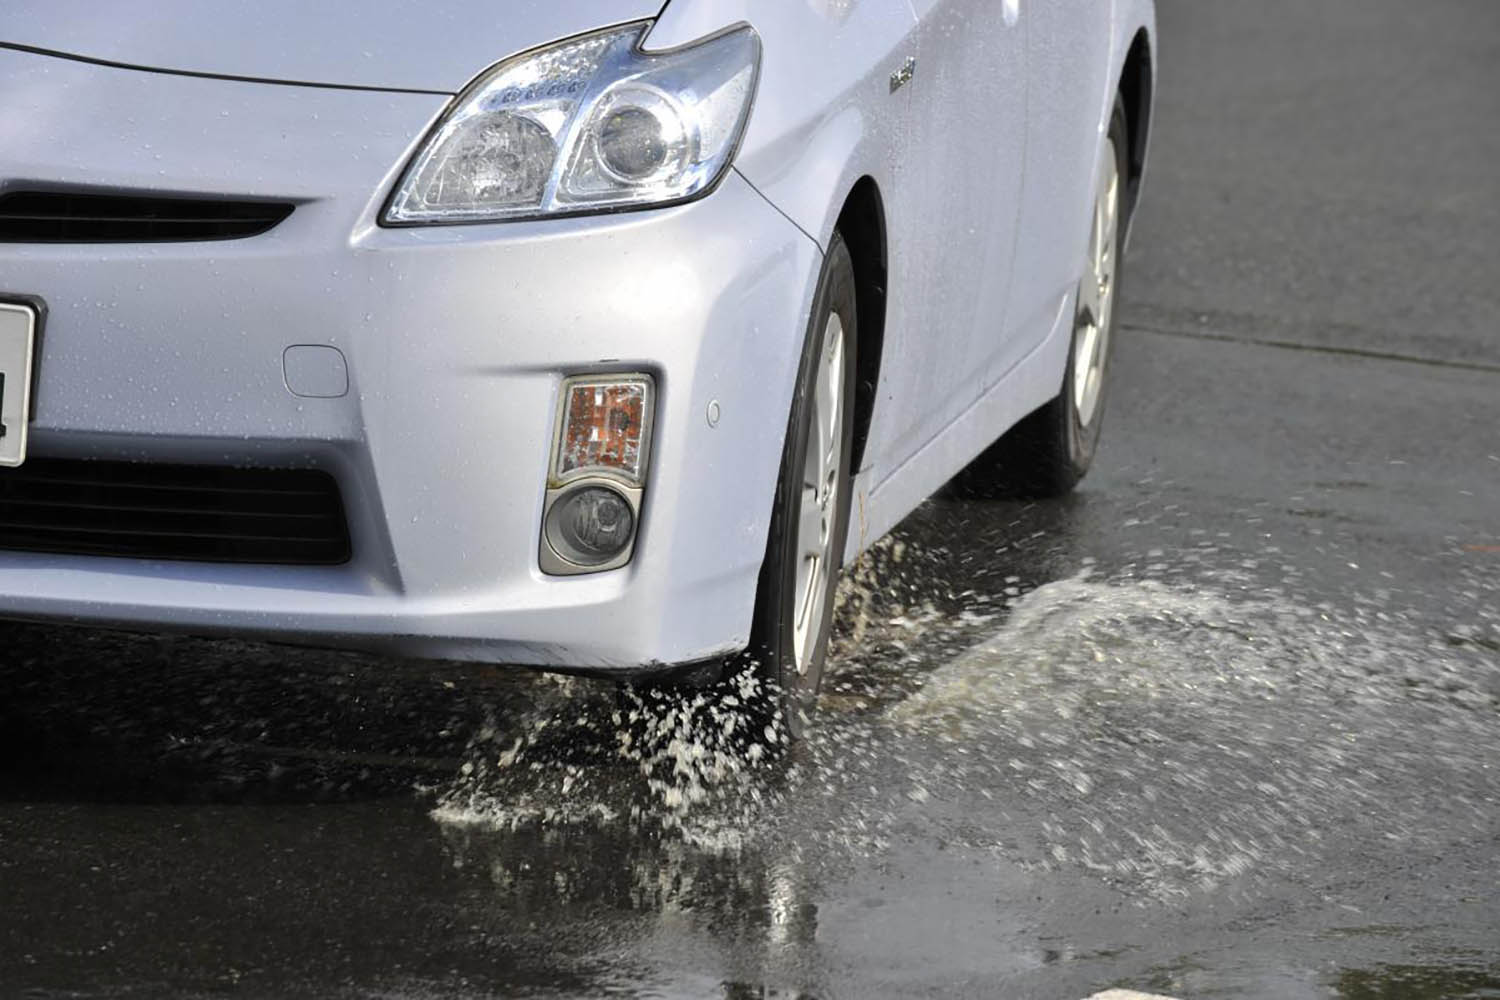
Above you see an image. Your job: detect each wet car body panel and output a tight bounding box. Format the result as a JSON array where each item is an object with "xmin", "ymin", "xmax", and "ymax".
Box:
[
  {"xmin": 652, "ymin": 0, "xmax": 1155, "ymax": 563},
  {"xmin": 0, "ymin": 46, "xmax": 819, "ymax": 668},
  {"xmin": 0, "ymin": 0, "xmax": 664, "ymax": 93}
]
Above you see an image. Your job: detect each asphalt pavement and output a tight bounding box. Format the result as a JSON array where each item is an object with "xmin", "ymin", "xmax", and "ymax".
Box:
[{"xmin": 2, "ymin": 2, "xmax": 1498, "ymax": 997}]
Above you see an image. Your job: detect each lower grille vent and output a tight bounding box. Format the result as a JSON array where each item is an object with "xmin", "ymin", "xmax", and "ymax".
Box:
[{"xmin": 0, "ymin": 458, "xmax": 351, "ymax": 565}]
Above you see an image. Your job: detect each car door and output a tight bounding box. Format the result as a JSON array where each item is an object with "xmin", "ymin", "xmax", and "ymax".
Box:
[
  {"xmin": 1006, "ymin": 0, "xmax": 1115, "ymax": 361},
  {"xmin": 868, "ymin": 0, "xmax": 1028, "ymax": 474}
]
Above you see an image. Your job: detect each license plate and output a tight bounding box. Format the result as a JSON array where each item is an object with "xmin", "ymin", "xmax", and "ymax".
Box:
[{"xmin": 0, "ymin": 301, "xmax": 38, "ymax": 467}]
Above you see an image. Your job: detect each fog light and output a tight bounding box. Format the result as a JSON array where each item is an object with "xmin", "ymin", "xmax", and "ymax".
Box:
[
  {"xmin": 541, "ymin": 373, "xmax": 654, "ymax": 576},
  {"xmin": 545, "ymin": 484, "xmax": 635, "ymax": 567}
]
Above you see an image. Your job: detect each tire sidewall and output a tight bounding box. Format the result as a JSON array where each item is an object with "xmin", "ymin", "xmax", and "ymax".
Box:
[{"xmin": 751, "ymin": 234, "xmax": 858, "ymax": 732}]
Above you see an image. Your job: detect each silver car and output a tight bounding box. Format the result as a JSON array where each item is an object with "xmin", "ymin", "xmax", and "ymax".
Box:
[{"xmin": 0, "ymin": 1, "xmax": 1155, "ymax": 720}]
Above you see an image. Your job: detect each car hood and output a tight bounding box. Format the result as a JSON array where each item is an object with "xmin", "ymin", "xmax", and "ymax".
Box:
[{"xmin": 1, "ymin": 0, "xmax": 664, "ymax": 93}]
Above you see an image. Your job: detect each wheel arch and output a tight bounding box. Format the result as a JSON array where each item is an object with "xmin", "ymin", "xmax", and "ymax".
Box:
[
  {"xmin": 1117, "ymin": 26, "xmax": 1155, "ymax": 225},
  {"xmin": 834, "ymin": 177, "xmax": 888, "ymax": 477}
]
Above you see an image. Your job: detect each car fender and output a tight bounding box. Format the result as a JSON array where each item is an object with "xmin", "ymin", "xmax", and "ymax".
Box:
[
  {"xmin": 1108, "ymin": 0, "xmax": 1157, "ymax": 240},
  {"xmin": 645, "ymin": 0, "xmax": 913, "ymax": 252}
]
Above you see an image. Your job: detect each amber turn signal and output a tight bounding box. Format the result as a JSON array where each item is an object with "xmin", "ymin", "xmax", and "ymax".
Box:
[{"xmin": 551, "ymin": 375, "xmax": 653, "ymax": 487}]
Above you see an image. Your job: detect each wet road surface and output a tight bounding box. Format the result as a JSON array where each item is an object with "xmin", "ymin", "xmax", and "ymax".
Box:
[{"xmin": 3, "ymin": 1, "xmax": 1499, "ymax": 997}]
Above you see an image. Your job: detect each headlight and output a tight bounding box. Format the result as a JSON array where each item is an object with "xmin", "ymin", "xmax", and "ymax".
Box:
[{"xmin": 384, "ymin": 22, "xmax": 760, "ymax": 225}]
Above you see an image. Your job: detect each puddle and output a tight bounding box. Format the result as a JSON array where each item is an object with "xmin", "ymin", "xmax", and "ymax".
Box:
[
  {"xmin": 889, "ymin": 568, "xmax": 1499, "ymax": 895},
  {"xmin": 434, "ymin": 552, "xmax": 1500, "ymax": 903},
  {"xmin": 402, "ymin": 529, "xmax": 1500, "ymax": 998},
  {"xmin": 1332, "ymin": 959, "xmax": 1500, "ymax": 999}
]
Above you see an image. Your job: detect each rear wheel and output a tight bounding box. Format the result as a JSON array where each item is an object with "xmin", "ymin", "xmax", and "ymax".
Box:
[
  {"xmin": 745, "ymin": 233, "xmax": 858, "ymax": 738},
  {"xmin": 954, "ymin": 97, "xmax": 1129, "ymax": 499}
]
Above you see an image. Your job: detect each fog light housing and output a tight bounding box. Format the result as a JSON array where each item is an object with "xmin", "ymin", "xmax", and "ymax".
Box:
[
  {"xmin": 544, "ymin": 484, "xmax": 635, "ymax": 567},
  {"xmin": 540, "ymin": 373, "xmax": 653, "ymax": 576}
]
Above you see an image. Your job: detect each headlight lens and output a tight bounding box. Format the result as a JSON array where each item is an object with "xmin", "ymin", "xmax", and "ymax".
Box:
[{"xmin": 384, "ymin": 23, "xmax": 759, "ymax": 224}]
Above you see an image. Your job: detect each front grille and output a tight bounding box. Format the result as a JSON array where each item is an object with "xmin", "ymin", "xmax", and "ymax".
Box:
[
  {"xmin": 0, "ymin": 190, "xmax": 294, "ymax": 243},
  {"xmin": 0, "ymin": 458, "xmax": 351, "ymax": 565}
]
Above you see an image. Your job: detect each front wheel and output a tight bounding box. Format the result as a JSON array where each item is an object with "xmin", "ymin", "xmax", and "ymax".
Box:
[{"xmin": 745, "ymin": 232, "xmax": 858, "ymax": 738}]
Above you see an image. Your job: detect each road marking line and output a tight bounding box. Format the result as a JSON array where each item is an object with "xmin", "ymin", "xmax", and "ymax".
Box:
[
  {"xmin": 1127, "ymin": 322, "xmax": 1500, "ymax": 375},
  {"xmin": 1084, "ymin": 991, "xmax": 1184, "ymax": 1000}
]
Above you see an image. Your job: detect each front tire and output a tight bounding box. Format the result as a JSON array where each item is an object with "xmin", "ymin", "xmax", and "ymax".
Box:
[
  {"xmin": 954, "ymin": 96, "xmax": 1129, "ymax": 500},
  {"xmin": 746, "ymin": 232, "xmax": 858, "ymax": 737}
]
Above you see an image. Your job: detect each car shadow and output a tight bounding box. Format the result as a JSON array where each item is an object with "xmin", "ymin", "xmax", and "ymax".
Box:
[{"xmin": 0, "ymin": 620, "xmax": 562, "ymax": 804}]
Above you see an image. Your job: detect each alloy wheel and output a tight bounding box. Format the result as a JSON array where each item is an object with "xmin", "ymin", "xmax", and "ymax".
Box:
[
  {"xmin": 1071, "ymin": 138, "xmax": 1121, "ymax": 429},
  {"xmin": 791, "ymin": 313, "xmax": 846, "ymax": 676}
]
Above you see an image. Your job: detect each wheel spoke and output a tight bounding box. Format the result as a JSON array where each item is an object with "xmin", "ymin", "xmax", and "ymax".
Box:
[
  {"xmin": 1101, "ymin": 157, "xmax": 1119, "ymax": 272},
  {"xmin": 1087, "ymin": 208, "xmax": 1103, "ymax": 286},
  {"xmin": 1073, "ymin": 321, "xmax": 1096, "ymax": 409},
  {"xmin": 825, "ymin": 335, "xmax": 843, "ymax": 430},
  {"xmin": 813, "ymin": 330, "xmax": 837, "ymax": 464},
  {"xmin": 798, "ymin": 490, "xmax": 824, "ymax": 557},
  {"xmin": 794, "ymin": 578, "xmax": 822, "ymax": 673},
  {"xmin": 815, "ymin": 393, "xmax": 833, "ymax": 479},
  {"xmin": 1077, "ymin": 269, "xmax": 1102, "ymax": 324},
  {"xmin": 795, "ymin": 567, "xmax": 816, "ymax": 634}
]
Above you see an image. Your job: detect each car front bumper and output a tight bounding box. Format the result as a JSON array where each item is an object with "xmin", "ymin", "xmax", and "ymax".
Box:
[{"xmin": 0, "ymin": 48, "xmax": 821, "ymax": 670}]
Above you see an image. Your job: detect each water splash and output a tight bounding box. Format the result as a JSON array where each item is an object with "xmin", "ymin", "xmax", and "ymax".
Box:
[
  {"xmin": 889, "ymin": 569, "xmax": 1499, "ymax": 897},
  {"xmin": 432, "ymin": 552, "xmax": 1499, "ymax": 903},
  {"xmin": 432, "ymin": 668, "xmax": 789, "ymax": 853}
]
